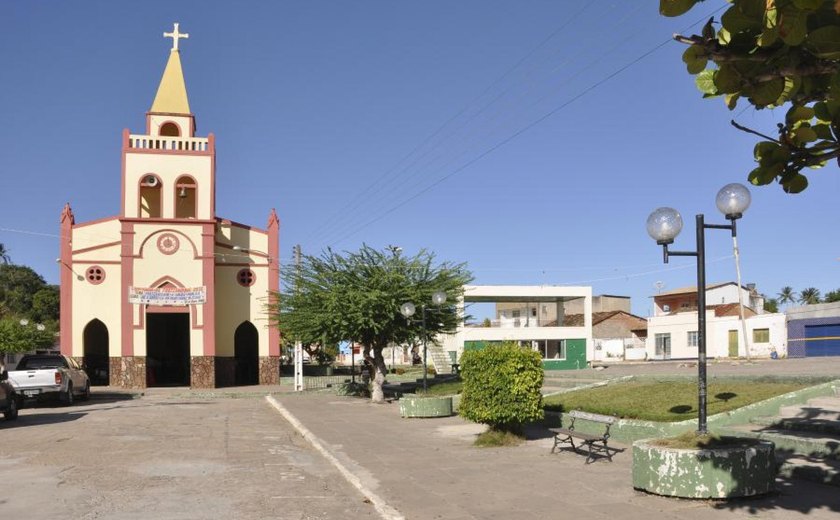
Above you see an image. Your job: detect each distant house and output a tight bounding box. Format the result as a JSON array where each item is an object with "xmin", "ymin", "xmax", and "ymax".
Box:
[
  {"xmin": 443, "ymin": 285, "xmax": 594, "ymax": 370},
  {"xmin": 786, "ymin": 302, "xmax": 840, "ymax": 357},
  {"xmin": 646, "ymin": 283, "xmax": 785, "ymax": 359},
  {"xmin": 652, "ymin": 282, "xmax": 765, "ymax": 317},
  {"xmin": 564, "ymin": 311, "xmax": 647, "ymax": 361}
]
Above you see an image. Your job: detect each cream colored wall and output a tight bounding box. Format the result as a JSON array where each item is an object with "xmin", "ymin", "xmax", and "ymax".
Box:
[
  {"xmin": 131, "ymin": 224, "xmax": 206, "ymax": 356},
  {"xmin": 125, "ymin": 153, "xmax": 212, "ymax": 219},
  {"xmin": 69, "ymin": 221, "xmax": 123, "ymax": 358},
  {"xmin": 148, "ymin": 115, "xmax": 193, "ymax": 137},
  {"xmin": 214, "ymin": 226, "xmax": 271, "ymax": 358}
]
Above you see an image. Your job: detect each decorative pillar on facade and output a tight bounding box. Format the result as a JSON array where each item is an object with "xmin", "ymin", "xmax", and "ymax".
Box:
[{"xmin": 260, "ymin": 208, "xmax": 281, "ymax": 385}]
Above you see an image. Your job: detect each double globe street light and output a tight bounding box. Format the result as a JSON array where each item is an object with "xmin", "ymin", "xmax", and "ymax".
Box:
[
  {"xmin": 400, "ymin": 291, "xmax": 447, "ymax": 393},
  {"xmin": 646, "ymin": 183, "xmax": 751, "ymax": 434}
]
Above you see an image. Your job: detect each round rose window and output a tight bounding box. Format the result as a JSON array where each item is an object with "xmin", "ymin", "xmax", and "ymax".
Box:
[{"xmin": 157, "ymin": 233, "xmax": 180, "ymax": 255}]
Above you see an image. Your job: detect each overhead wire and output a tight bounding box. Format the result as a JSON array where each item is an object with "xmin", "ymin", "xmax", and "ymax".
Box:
[
  {"xmin": 307, "ymin": 0, "xmax": 600, "ymax": 241},
  {"xmin": 314, "ymin": 4, "xmax": 646, "ymax": 246},
  {"xmin": 314, "ymin": 3, "xmax": 728, "ymax": 248}
]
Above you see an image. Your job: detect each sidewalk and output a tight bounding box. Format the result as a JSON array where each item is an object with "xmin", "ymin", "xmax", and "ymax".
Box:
[{"xmin": 273, "ymin": 392, "xmax": 840, "ymax": 520}]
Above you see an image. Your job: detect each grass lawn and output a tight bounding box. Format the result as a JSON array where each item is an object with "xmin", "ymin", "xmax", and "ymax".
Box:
[
  {"xmin": 542, "ymin": 379, "xmax": 810, "ymax": 422},
  {"xmin": 416, "ymin": 380, "xmax": 463, "ymax": 396}
]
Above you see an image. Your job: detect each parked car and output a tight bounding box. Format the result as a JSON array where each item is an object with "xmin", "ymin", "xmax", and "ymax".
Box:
[
  {"xmin": 8, "ymin": 355, "xmax": 90, "ymax": 405},
  {"xmin": 0, "ymin": 368, "xmax": 20, "ymax": 420}
]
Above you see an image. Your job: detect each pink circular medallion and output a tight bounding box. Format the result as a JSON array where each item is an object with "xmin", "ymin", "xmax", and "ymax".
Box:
[{"xmin": 157, "ymin": 233, "xmax": 180, "ymax": 255}]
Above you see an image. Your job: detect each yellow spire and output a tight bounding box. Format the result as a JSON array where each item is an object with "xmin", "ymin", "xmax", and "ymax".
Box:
[{"xmin": 150, "ymin": 49, "xmax": 191, "ymax": 114}]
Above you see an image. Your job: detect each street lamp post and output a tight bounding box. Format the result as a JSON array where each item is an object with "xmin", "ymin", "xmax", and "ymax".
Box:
[
  {"xmin": 400, "ymin": 291, "xmax": 447, "ymax": 392},
  {"xmin": 646, "ymin": 183, "xmax": 751, "ymax": 434}
]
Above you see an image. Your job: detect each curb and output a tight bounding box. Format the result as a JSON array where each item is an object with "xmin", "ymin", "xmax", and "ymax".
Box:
[{"xmin": 265, "ymin": 395, "xmax": 404, "ymax": 520}]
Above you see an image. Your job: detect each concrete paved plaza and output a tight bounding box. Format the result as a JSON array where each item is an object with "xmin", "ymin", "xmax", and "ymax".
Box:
[
  {"xmin": 0, "ymin": 389, "xmax": 378, "ymax": 520},
  {"xmin": 0, "ymin": 357, "xmax": 838, "ymax": 519}
]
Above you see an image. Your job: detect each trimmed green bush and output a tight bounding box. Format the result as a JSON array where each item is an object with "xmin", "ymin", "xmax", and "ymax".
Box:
[{"xmin": 459, "ymin": 342, "xmax": 544, "ymax": 432}]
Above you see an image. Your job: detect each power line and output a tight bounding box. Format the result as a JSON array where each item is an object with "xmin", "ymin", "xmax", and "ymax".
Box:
[
  {"xmin": 308, "ymin": 0, "xmax": 600, "ymax": 241},
  {"xmin": 316, "ymin": 4, "xmax": 727, "ymax": 248}
]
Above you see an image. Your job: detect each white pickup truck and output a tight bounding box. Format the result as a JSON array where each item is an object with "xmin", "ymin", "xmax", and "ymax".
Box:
[{"xmin": 8, "ymin": 354, "xmax": 91, "ymax": 405}]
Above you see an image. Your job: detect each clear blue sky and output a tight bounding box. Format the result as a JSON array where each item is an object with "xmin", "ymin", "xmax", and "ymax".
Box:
[{"xmin": 1, "ymin": 1, "xmax": 837, "ymax": 317}]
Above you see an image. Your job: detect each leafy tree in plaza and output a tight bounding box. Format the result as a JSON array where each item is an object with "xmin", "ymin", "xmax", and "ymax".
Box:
[
  {"xmin": 273, "ymin": 245, "xmax": 471, "ymax": 403},
  {"xmin": 824, "ymin": 288, "xmax": 840, "ymax": 302},
  {"xmin": 31, "ymin": 286, "xmax": 60, "ymax": 323},
  {"xmin": 0, "ymin": 265, "xmax": 49, "ymax": 317},
  {"xmin": 661, "ymin": 0, "xmax": 840, "ymax": 192},
  {"xmin": 799, "ymin": 286, "xmax": 822, "ymax": 304},
  {"xmin": 763, "ymin": 297, "xmax": 779, "ymax": 313},
  {"xmin": 0, "ymin": 317, "xmax": 56, "ymax": 354},
  {"xmin": 778, "ymin": 285, "xmax": 797, "ymax": 305},
  {"xmin": 0, "ymin": 243, "xmax": 10, "ymax": 265}
]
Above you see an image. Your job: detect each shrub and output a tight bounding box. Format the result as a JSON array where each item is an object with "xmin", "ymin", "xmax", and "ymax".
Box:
[
  {"xmin": 426, "ymin": 366, "xmax": 437, "ymax": 376},
  {"xmin": 459, "ymin": 342, "xmax": 544, "ymax": 433},
  {"xmin": 395, "ymin": 367, "xmax": 406, "ymax": 375}
]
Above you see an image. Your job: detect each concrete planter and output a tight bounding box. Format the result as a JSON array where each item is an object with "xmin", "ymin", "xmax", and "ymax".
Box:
[
  {"xmin": 632, "ymin": 438, "xmax": 776, "ymax": 498},
  {"xmin": 399, "ymin": 395, "xmax": 453, "ymax": 418}
]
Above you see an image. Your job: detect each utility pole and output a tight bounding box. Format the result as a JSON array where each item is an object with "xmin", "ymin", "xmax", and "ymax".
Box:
[{"xmin": 293, "ymin": 244, "xmax": 304, "ymax": 392}]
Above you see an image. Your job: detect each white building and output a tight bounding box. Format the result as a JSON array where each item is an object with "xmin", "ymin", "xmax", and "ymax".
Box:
[
  {"xmin": 646, "ymin": 306, "xmax": 786, "ymax": 360},
  {"xmin": 443, "ymin": 285, "xmax": 594, "ymax": 370}
]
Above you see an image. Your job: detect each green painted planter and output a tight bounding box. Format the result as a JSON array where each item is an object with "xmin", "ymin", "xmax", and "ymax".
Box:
[
  {"xmin": 399, "ymin": 395, "xmax": 453, "ymax": 418},
  {"xmin": 632, "ymin": 438, "xmax": 776, "ymax": 498}
]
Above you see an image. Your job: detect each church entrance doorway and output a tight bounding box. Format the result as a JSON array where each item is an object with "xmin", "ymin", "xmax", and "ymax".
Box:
[
  {"xmin": 83, "ymin": 319, "xmax": 109, "ymax": 386},
  {"xmin": 146, "ymin": 312, "xmax": 190, "ymax": 386},
  {"xmin": 234, "ymin": 321, "xmax": 259, "ymax": 386}
]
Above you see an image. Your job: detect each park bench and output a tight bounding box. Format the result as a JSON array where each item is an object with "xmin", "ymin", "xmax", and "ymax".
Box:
[{"xmin": 549, "ymin": 410, "xmax": 616, "ymax": 464}]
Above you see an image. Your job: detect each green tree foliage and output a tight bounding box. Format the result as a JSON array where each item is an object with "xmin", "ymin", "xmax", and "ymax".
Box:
[
  {"xmin": 0, "ymin": 265, "xmax": 49, "ymax": 317},
  {"xmin": 273, "ymin": 245, "xmax": 471, "ymax": 402},
  {"xmin": 824, "ymin": 288, "xmax": 840, "ymax": 302},
  {"xmin": 763, "ymin": 297, "xmax": 779, "ymax": 313},
  {"xmin": 459, "ymin": 342, "xmax": 544, "ymax": 433},
  {"xmin": 31, "ymin": 286, "xmax": 60, "ymax": 323},
  {"xmin": 0, "ymin": 243, "xmax": 10, "ymax": 265},
  {"xmin": 0, "ymin": 318, "xmax": 56, "ymax": 354},
  {"xmin": 799, "ymin": 286, "xmax": 822, "ymax": 304},
  {"xmin": 662, "ymin": 0, "xmax": 840, "ymax": 192},
  {"xmin": 778, "ymin": 285, "xmax": 796, "ymax": 304}
]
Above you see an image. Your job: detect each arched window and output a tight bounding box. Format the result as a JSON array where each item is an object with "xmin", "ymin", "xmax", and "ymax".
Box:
[
  {"xmin": 160, "ymin": 122, "xmax": 180, "ymax": 137},
  {"xmin": 139, "ymin": 174, "xmax": 162, "ymax": 218},
  {"xmin": 175, "ymin": 175, "xmax": 197, "ymax": 219}
]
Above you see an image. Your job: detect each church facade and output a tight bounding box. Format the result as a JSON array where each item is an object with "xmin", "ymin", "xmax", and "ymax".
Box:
[{"xmin": 59, "ymin": 25, "xmax": 280, "ymax": 388}]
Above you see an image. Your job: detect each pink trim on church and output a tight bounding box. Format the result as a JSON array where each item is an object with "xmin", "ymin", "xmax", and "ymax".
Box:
[
  {"xmin": 201, "ymin": 222, "xmax": 216, "ymax": 356},
  {"xmin": 120, "ymin": 221, "xmax": 136, "ymax": 356},
  {"xmin": 267, "ymin": 208, "xmax": 280, "ymax": 356},
  {"xmin": 59, "ymin": 204, "xmax": 74, "ymax": 356}
]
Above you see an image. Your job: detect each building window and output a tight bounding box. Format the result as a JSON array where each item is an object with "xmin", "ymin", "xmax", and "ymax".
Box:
[
  {"xmin": 681, "ymin": 302, "xmax": 690, "ymax": 309},
  {"xmin": 655, "ymin": 333, "xmax": 671, "ymax": 357},
  {"xmin": 687, "ymin": 331, "xmax": 699, "ymax": 347},
  {"xmin": 139, "ymin": 175, "xmax": 162, "ymax": 218},
  {"xmin": 512, "ymin": 310, "xmax": 520, "ymax": 318},
  {"xmin": 86, "ymin": 266, "xmax": 106, "ymax": 285},
  {"xmin": 542, "ymin": 340, "xmax": 565, "ymax": 359},
  {"xmin": 160, "ymin": 122, "xmax": 180, "ymax": 137},
  {"xmin": 174, "ymin": 175, "xmax": 197, "ymax": 219},
  {"xmin": 753, "ymin": 328, "xmax": 770, "ymax": 343},
  {"xmin": 237, "ymin": 269, "xmax": 255, "ymax": 287}
]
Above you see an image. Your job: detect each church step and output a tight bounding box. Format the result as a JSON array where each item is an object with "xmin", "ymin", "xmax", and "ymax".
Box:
[
  {"xmin": 778, "ymin": 455, "xmax": 840, "ymax": 487},
  {"xmin": 749, "ymin": 416, "xmax": 840, "ymax": 436},
  {"xmin": 721, "ymin": 424, "xmax": 840, "ymax": 460}
]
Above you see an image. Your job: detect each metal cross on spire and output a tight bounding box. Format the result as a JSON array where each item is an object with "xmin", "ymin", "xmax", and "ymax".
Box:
[{"xmin": 163, "ymin": 23, "xmax": 189, "ymax": 51}]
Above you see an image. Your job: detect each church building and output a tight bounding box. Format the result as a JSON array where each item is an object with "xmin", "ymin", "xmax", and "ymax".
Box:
[{"xmin": 58, "ymin": 24, "xmax": 280, "ymax": 388}]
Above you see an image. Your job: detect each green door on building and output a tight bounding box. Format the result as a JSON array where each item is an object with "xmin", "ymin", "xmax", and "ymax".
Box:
[{"xmin": 728, "ymin": 330, "xmax": 739, "ymax": 357}]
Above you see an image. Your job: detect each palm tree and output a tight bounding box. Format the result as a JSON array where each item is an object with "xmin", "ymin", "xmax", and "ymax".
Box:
[
  {"xmin": 0, "ymin": 243, "xmax": 9, "ymax": 265},
  {"xmin": 778, "ymin": 286, "xmax": 796, "ymax": 305},
  {"xmin": 799, "ymin": 287, "xmax": 821, "ymax": 305}
]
